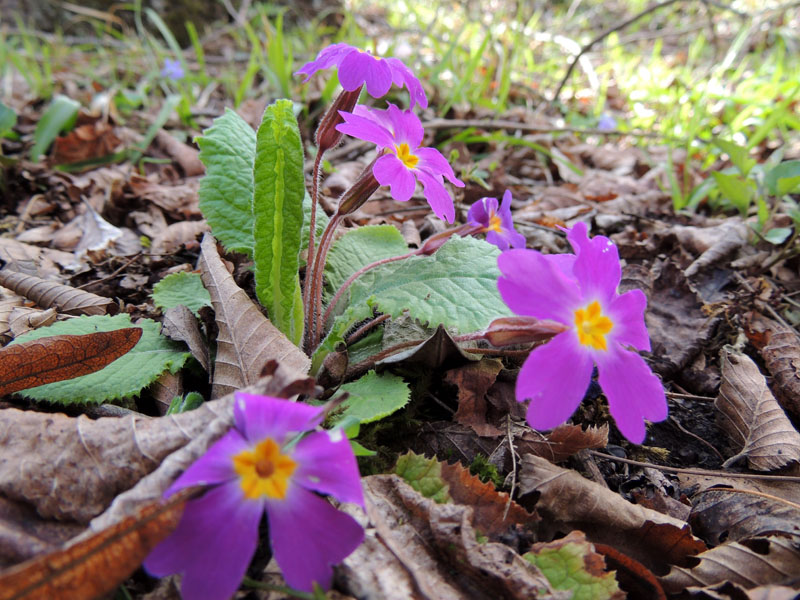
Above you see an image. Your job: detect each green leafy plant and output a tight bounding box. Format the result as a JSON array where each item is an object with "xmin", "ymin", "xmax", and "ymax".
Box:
[{"xmin": 152, "ymin": 272, "xmax": 212, "ymax": 316}]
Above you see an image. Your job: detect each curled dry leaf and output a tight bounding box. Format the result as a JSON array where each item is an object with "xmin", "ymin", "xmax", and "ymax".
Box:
[
  {"xmin": 716, "ymin": 346, "xmax": 800, "ymax": 471},
  {"xmin": 689, "ymin": 488, "xmax": 800, "ymax": 546},
  {"xmin": 154, "ymin": 130, "xmax": 204, "ymax": 176},
  {"xmin": 161, "ymin": 304, "xmax": 210, "ymax": 373},
  {"xmin": 677, "ymin": 219, "xmax": 749, "ymax": 278},
  {"xmin": 0, "ymin": 487, "xmax": 195, "ymax": 600},
  {"xmin": 128, "ymin": 174, "xmax": 201, "ymax": 218},
  {"xmin": 519, "ymin": 454, "xmax": 706, "ymax": 573},
  {"xmin": 198, "ymin": 234, "xmax": 310, "ymax": 398},
  {"xmin": 0, "ymin": 270, "xmax": 115, "ymax": 316},
  {"xmin": 51, "ymin": 121, "xmax": 122, "ymax": 165},
  {"xmin": 661, "ymin": 536, "xmax": 800, "ymax": 593},
  {"xmin": 8, "ymin": 307, "xmax": 57, "ymax": 338},
  {"xmin": 446, "ymin": 358, "xmax": 505, "ymax": 436},
  {"xmin": 0, "ymin": 328, "xmax": 142, "ymax": 396},
  {"xmin": 744, "ymin": 312, "xmax": 800, "ymax": 419},
  {"xmin": 517, "ymin": 424, "xmax": 609, "ymax": 463},
  {"xmin": 338, "ymin": 475, "xmax": 564, "ymax": 600},
  {"xmin": 150, "ymin": 220, "xmax": 210, "ymax": 254}
]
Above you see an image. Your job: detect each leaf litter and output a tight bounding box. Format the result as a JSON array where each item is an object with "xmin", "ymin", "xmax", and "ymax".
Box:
[{"xmin": 1, "ymin": 15, "xmax": 800, "ymax": 600}]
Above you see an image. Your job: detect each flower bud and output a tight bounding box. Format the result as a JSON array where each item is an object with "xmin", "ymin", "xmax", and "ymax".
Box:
[
  {"xmin": 335, "ymin": 158, "xmax": 380, "ymax": 216},
  {"xmin": 315, "ymin": 86, "xmax": 363, "ymax": 153},
  {"xmin": 484, "ymin": 316, "xmax": 568, "ymax": 347},
  {"xmin": 418, "ymin": 224, "xmax": 475, "ymax": 255}
]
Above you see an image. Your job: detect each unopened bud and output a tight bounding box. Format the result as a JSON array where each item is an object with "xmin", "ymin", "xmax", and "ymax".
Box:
[
  {"xmin": 484, "ymin": 316, "xmax": 568, "ymax": 347},
  {"xmin": 315, "ymin": 86, "xmax": 363, "ymax": 153},
  {"xmin": 336, "ymin": 158, "xmax": 380, "ymax": 216},
  {"xmin": 418, "ymin": 224, "xmax": 473, "ymax": 255}
]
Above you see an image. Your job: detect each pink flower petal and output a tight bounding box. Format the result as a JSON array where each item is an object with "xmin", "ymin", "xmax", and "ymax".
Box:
[
  {"xmin": 267, "ymin": 486, "xmax": 364, "ymax": 592},
  {"xmin": 607, "ymin": 289, "xmax": 651, "ymax": 351},
  {"xmin": 415, "ymin": 169, "xmax": 456, "ymax": 223},
  {"xmin": 336, "ymin": 110, "xmax": 395, "ymax": 148},
  {"xmin": 234, "ymin": 394, "xmax": 322, "ymax": 445},
  {"xmin": 542, "ymin": 253, "xmax": 576, "ymax": 279},
  {"xmin": 164, "ymin": 429, "xmax": 246, "ymax": 495},
  {"xmin": 467, "ymin": 196, "xmax": 495, "ymax": 228},
  {"xmin": 384, "ymin": 104, "xmax": 424, "ymax": 148},
  {"xmin": 567, "ymin": 222, "xmax": 621, "ymax": 303},
  {"xmin": 339, "ymin": 51, "xmax": 392, "ymax": 97},
  {"xmin": 596, "ymin": 346, "xmax": 668, "ymax": 444},
  {"xmin": 145, "ymin": 483, "xmax": 263, "ymax": 600},
  {"xmin": 416, "ymin": 147, "xmax": 463, "ymax": 186},
  {"xmin": 374, "ymin": 154, "xmax": 417, "ymax": 201},
  {"xmin": 294, "ymin": 43, "xmax": 355, "ymax": 81},
  {"xmin": 518, "ymin": 332, "xmax": 594, "ymax": 431},
  {"xmin": 386, "ymin": 57, "xmax": 428, "ymax": 109},
  {"xmin": 497, "ymin": 250, "xmax": 580, "ymax": 323},
  {"xmin": 293, "ymin": 430, "xmax": 365, "ymax": 507}
]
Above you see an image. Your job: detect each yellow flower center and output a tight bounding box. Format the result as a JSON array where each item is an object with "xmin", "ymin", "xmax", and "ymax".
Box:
[
  {"xmin": 394, "ymin": 142, "xmax": 419, "ymax": 169},
  {"xmin": 574, "ymin": 300, "xmax": 613, "ymax": 351},
  {"xmin": 488, "ymin": 213, "xmax": 503, "ymax": 232},
  {"xmin": 232, "ymin": 438, "xmax": 297, "ymax": 500}
]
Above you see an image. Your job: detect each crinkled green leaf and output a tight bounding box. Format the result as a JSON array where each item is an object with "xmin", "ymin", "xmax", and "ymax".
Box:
[
  {"xmin": 167, "ymin": 391, "xmax": 205, "ymax": 414},
  {"xmin": 196, "ymin": 108, "xmax": 256, "ymax": 255},
  {"xmin": 523, "ymin": 536, "xmax": 621, "ymax": 600},
  {"xmin": 394, "ymin": 451, "xmax": 451, "ymax": 504},
  {"xmin": 324, "ymin": 225, "xmax": 409, "ymax": 301},
  {"xmin": 151, "ymin": 272, "xmax": 212, "ymax": 316},
  {"xmin": 30, "ymin": 95, "xmax": 80, "ymax": 160},
  {"xmin": 253, "ymin": 99, "xmax": 305, "ymax": 346},
  {"xmin": 349, "ymin": 236, "xmax": 511, "ymax": 332},
  {"xmin": 332, "ymin": 370, "xmax": 410, "ymax": 426},
  {"xmin": 12, "ymin": 315, "xmax": 190, "ymax": 404}
]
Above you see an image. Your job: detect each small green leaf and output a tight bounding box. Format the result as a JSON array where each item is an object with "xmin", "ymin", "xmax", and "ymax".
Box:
[
  {"xmin": 197, "ymin": 108, "xmax": 257, "ymax": 255},
  {"xmin": 152, "ymin": 272, "xmax": 212, "ymax": 316},
  {"xmin": 350, "ymin": 440, "xmax": 377, "ymax": 456},
  {"xmin": 253, "ymin": 99, "xmax": 306, "ymax": 346},
  {"xmin": 765, "ymin": 160, "xmax": 800, "ymax": 196},
  {"xmin": 30, "ymin": 95, "xmax": 80, "ymax": 160},
  {"xmin": 764, "ymin": 227, "xmax": 793, "ymax": 245},
  {"xmin": 12, "ymin": 315, "xmax": 190, "ymax": 404},
  {"xmin": 395, "ymin": 451, "xmax": 451, "ymax": 503},
  {"xmin": 523, "ymin": 535, "xmax": 621, "ymax": 600},
  {"xmin": 324, "ymin": 225, "xmax": 409, "ymax": 301},
  {"xmin": 714, "ymin": 139, "xmax": 756, "ymax": 176},
  {"xmin": 0, "ymin": 101, "xmax": 17, "ymax": 136},
  {"xmin": 332, "ymin": 370, "xmax": 410, "ymax": 426},
  {"xmin": 711, "ymin": 171, "xmax": 753, "ymax": 215},
  {"xmin": 167, "ymin": 391, "xmax": 205, "ymax": 414}
]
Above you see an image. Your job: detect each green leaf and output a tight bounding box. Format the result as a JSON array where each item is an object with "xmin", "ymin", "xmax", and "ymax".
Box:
[
  {"xmin": 394, "ymin": 451, "xmax": 451, "ymax": 503},
  {"xmin": 332, "ymin": 370, "xmax": 410, "ymax": 426},
  {"xmin": 324, "ymin": 225, "xmax": 409, "ymax": 301},
  {"xmin": 152, "ymin": 272, "xmax": 212, "ymax": 316},
  {"xmin": 764, "ymin": 227, "xmax": 793, "ymax": 245},
  {"xmin": 523, "ymin": 535, "xmax": 621, "ymax": 600},
  {"xmin": 30, "ymin": 95, "xmax": 80, "ymax": 160},
  {"xmin": 349, "ymin": 236, "xmax": 511, "ymax": 333},
  {"xmin": 12, "ymin": 315, "xmax": 190, "ymax": 404},
  {"xmin": 765, "ymin": 160, "xmax": 800, "ymax": 196},
  {"xmin": 166, "ymin": 391, "xmax": 205, "ymax": 414},
  {"xmin": 196, "ymin": 108, "xmax": 257, "ymax": 255},
  {"xmin": 714, "ymin": 139, "xmax": 756, "ymax": 176},
  {"xmin": 0, "ymin": 101, "xmax": 17, "ymax": 136},
  {"xmin": 253, "ymin": 99, "xmax": 306, "ymax": 346},
  {"xmin": 711, "ymin": 171, "xmax": 753, "ymax": 215}
]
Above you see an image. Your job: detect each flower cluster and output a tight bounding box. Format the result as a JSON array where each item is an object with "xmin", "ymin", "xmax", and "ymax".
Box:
[
  {"xmin": 466, "ymin": 190, "xmax": 526, "ymax": 251},
  {"xmin": 296, "ymin": 43, "xmax": 463, "ymax": 223},
  {"xmin": 145, "ymin": 394, "xmax": 364, "ymax": 598},
  {"xmin": 497, "ymin": 222, "xmax": 667, "ymax": 443}
]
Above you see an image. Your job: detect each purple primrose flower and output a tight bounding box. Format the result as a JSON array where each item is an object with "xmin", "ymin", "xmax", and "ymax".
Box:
[
  {"xmin": 295, "ymin": 43, "xmax": 427, "ymax": 109},
  {"xmin": 497, "ymin": 222, "xmax": 667, "ymax": 443},
  {"xmin": 145, "ymin": 394, "xmax": 364, "ymax": 597},
  {"xmin": 161, "ymin": 58, "xmax": 184, "ymax": 80},
  {"xmin": 467, "ymin": 190, "xmax": 526, "ymax": 251},
  {"xmin": 335, "ymin": 104, "xmax": 464, "ymax": 222}
]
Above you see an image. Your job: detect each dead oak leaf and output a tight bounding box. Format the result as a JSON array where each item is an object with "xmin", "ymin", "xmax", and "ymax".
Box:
[
  {"xmin": 745, "ymin": 312, "xmax": 800, "ymax": 419},
  {"xmin": 52, "ymin": 122, "xmax": 121, "ymax": 165}
]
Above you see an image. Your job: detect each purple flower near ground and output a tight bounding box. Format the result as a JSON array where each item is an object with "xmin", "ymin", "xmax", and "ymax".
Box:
[
  {"xmin": 144, "ymin": 394, "xmax": 364, "ymax": 598},
  {"xmin": 335, "ymin": 104, "xmax": 464, "ymax": 222},
  {"xmin": 467, "ymin": 190, "xmax": 526, "ymax": 251},
  {"xmin": 496, "ymin": 222, "xmax": 667, "ymax": 443},
  {"xmin": 295, "ymin": 43, "xmax": 427, "ymax": 109},
  {"xmin": 161, "ymin": 58, "xmax": 184, "ymax": 80},
  {"xmin": 597, "ymin": 114, "xmax": 617, "ymax": 131}
]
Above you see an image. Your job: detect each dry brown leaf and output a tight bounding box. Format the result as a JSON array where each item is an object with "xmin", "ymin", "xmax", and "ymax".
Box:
[
  {"xmin": 0, "ymin": 270, "xmax": 115, "ymax": 316},
  {"xmin": 661, "ymin": 536, "xmax": 800, "ymax": 593},
  {"xmin": 7, "ymin": 307, "xmax": 57, "ymax": 337},
  {"xmin": 439, "ymin": 460, "xmax": 536, "ymax": 540},
  {"xmin": 517, "ymin": 424, "xmax": 609, "ymax": 463},
  {"xmin": 128, "ymin": 174, "xmax": 201, "ymax": 218},
  {"xmin": 716, "ymin": 346, "xmax": 800, "ymax": 471},
  {"xmin": 519, "ymin": 454, "xmax": 706, "ymax": 573},
  {"xmin": 161, "ymin": 304, "xmax": 210, "ymax": 373},
  {"xmin": 689, "ymin": 488, "xmax": 800, "ymax": 546},
  {"xmin": 0, "ymin": 293, "xmax": 26, "ymax": 342},
  {"xmin": 683, "ymin": 220, "xmax": 749, "ymax": 278},
  {"xmin": 681, "ymin": 582, "xmax": 800, "ymax": 600},
  {"xmin": 338, "ymin": 475, "xmax": 563, "ymax": 600},
  {"xmin": 446, "ymin": 359, "xmax": 504, "ymax": 436},
  {"xmin": 0, "ymin": 328, "xmax": 142, "ymax": 396},
  {"xmin": 0, "ymin": 487, "xmax": 194, "ymax": 600},
  {"xmin": 745, "ymin": 312, "xmax": 800, "ymax": 419},
  {"xmin": 51, "ymin": 121, "xmax": 122, "ymax": 165},
  {"xmin": 150, "ymin": 220, "xmax": 210, "ymax": 255},
  {"xmin": 0, "ymin": 239, "xmax": 75, "ymax": 279},
  {"xmin": 154, "ymin": 130, "xmax": 204, "ymax": 176},
  {"xmin": 198, "ymin": 234, "xmax": 310, "ymax": 398}
]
